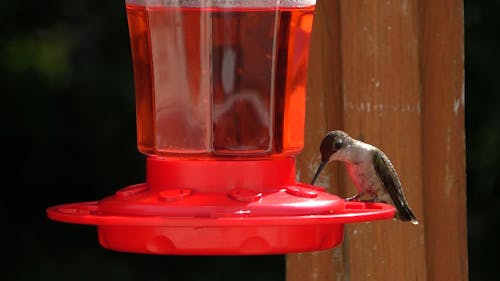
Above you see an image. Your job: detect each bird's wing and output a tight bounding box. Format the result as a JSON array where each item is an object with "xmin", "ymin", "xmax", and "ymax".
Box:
[{"xmin": 372, "ymin": 150, "xmax": 409, "ymax": 214}]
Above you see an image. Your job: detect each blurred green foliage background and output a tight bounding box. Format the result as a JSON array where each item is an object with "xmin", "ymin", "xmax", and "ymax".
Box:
[
  {"xmin": 464, "ymin": 1, "xmax": 500, "ymax": 280},
  {"xmin": 1, "ymin": 0, "xmax": 496, "ymax": 280}
]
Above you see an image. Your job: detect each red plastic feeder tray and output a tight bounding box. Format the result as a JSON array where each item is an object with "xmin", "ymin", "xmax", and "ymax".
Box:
[{"xmin": 47, "ymin": 157, "xmax": 395, "ymax": 255}]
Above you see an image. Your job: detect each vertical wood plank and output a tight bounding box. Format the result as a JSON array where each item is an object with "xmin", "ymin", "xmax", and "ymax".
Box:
[
  {"xmin": 339, "ymin": 1, "xmax": 426, "ymax": 280},
  {"xmin": 420, "ymin": 0, "xmax": 468, "ymax": 280},
  {"xmin": 288, "ymin": 1, "xmax": 345, "ymax": 281}
]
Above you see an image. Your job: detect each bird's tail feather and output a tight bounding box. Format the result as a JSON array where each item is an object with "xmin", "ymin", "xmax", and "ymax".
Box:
[{"xmin": 396, "ymin": 205, "xmax": 419, "ymax": 225}]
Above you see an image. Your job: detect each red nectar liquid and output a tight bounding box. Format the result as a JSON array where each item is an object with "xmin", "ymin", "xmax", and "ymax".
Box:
[{"xmin": 126, "ymin": 5, "xmax": 315, "ymax": 158}]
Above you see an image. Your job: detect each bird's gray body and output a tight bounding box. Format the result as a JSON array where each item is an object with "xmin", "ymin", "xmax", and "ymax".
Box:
[
  {"xmin": 334, "ymin": 141, "xmax": 393, "ymax": 204},
  {"xmin": 312, "ymin": 130, "xmax": 418, "ymax": 224}
]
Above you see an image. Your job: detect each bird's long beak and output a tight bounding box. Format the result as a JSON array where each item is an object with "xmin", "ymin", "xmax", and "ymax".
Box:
[{"xmin": 311, "ymin": 160, "xmax": 327, "ymax": 185}]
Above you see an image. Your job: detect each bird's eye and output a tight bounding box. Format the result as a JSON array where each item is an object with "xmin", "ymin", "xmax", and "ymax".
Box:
[{"xmin": 334, "ymin": 139, "xmax": 342, "ymax": 149}]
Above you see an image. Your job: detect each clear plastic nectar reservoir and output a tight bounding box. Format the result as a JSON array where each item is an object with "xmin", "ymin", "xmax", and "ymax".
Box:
[{"xmin": 126, "ymin": 3, "xmax": 315, "ymax": 158}]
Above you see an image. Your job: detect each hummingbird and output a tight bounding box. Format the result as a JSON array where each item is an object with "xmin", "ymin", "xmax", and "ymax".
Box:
[{"xmin": 311, "ymin": 130, "xmax": 418, "ymax": 224}]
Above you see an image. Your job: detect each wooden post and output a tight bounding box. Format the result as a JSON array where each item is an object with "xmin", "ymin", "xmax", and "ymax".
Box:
[
  {"xmin": 420, "ymin": 0, "xmax": 467, "ymax": 280},
  {"xmin": 288, "ymin": 0, "xmax": 467, "ymax": 280}
]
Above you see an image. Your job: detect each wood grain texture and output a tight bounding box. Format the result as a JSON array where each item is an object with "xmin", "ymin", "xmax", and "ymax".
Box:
[
  {"xmin": 288, "ymin": 0, "xmax": 467, "ymax": 280},
  {"xmin": 339, "ymin": 1, "xmax": 426, "ymax": 280},
  {"xmin": 419, "ymin": 0, "xmax": 468, "ymax": 280}
]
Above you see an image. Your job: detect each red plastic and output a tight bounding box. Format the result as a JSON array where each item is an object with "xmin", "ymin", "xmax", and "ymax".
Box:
[
  {"xmin": 47, "ymin": 157, "xmax": 395, "ymax": 255},
  {"xmin": 46, "ymin": 1, "xmax": 396, "ymax": 255}
]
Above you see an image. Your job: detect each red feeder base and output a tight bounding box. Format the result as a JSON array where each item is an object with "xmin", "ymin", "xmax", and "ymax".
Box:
[{"xmin": 47, "ymin": 157, "xmax": 395, "ymax": 255}]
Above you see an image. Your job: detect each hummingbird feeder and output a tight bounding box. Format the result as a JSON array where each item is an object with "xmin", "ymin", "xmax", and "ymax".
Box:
[{"xmin": 47, "ymin": 0, "xmax": 395, "ymax": 255}]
